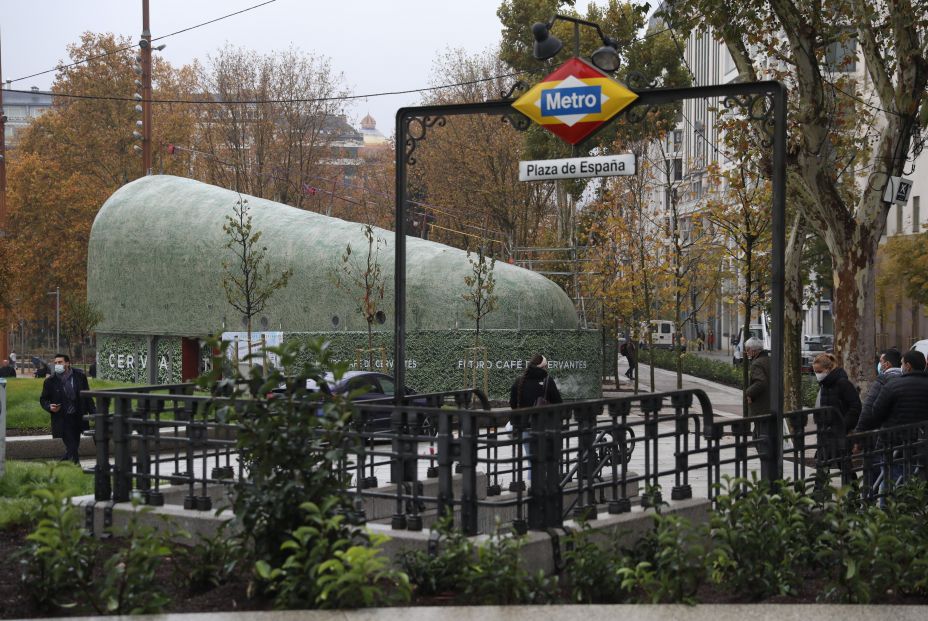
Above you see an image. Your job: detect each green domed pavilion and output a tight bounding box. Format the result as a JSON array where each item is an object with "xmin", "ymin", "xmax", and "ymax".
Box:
[{"xmin": 88, "ymin": 175, "xmax": 600, "ymax": 399}]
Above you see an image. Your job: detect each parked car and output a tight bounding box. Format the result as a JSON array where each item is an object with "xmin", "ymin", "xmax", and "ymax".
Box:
[{"xmin": 271, "ymin": 371, "xmax": 429, "ymax": 433}]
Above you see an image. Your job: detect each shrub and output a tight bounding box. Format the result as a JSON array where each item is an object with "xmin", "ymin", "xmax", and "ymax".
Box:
[
  {"xmin": 709, "ymin": 476, "xmax": 815, "ymax": 599},
  {"xmin": 172, "ymin": 523, "xmax": 243, "ymax": 594},
  {"xmin": 399, "ymin": 517, "xmax": 474, "ymax": 597},
  {"xmin": 205, "ymin": 337, "xmax": 360, "ymax": 568},
  {"xmin": 18, "ymin": 486, "xmax": 97, "ymax": 610},
  {"xmin": 19, "ymin": 489, "xmax": 173, "ymax": 615},
  {"xmin": 459, "ymin": 525, "xmax": 554, "ymax": 605},
  {"xmin": 815, "ymin": 480, "xmax": 928, "ymax": 603},
  {"xmin": 561, "ymin": 522, "xmax": 629, "ymax": 603},
  {"xmin": 255, "ymin": 498, "xmax": 409, "ymax": 609}
]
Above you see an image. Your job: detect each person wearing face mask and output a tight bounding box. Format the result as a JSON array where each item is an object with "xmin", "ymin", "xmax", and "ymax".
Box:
[
  {"xmin": 855, "ymin": 348, "xmax": 903, "ymax": 433},
  {"xmin": 39, "ymin": 353, "xmax": 94, "ymax": 463},
  {"xmin": 811, "ymin": 353, "xmax": 862, "ymax": 479},
  {"xmin": 812, "ymin": 353, "xmax": 862, "ymax": 432},
  {"xmin": 858, "ymin": 349, "xmax": 928, "ymax": 431}
]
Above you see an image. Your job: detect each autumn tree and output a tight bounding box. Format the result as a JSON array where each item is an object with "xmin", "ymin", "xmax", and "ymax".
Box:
[
  {"xmin": 705, "ymin": 161, "xmax": 772, "ymax": 394},
  {"xmin": 652, "ymin": 142, "xmax": 723, "ymax": 389},
  {"xmin": 64, "ymin": 300, "xmax": 103, "ymax": 366},
  {"xmin": 222, "ymin": 196, "xmax": 293, "ymax": 359},
  {"xmin": 410, "ymin": 47, "xmax": 555, "ymax": 255},
  {"xmin": 583, "ymin": 140, "xmax": 667, "ymax": 391},
  {"xmin": 6, "ymin": 33, "xmax": 196, "ymax": 329},
  {"xmin": 667, "ymin": 0, "xmax": 928, "ymax": 387}
]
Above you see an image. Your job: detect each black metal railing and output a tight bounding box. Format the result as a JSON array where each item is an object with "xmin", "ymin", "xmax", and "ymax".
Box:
[{"xmin": 83, "ymin": 385, "xmax": 928, "ymax": 535}]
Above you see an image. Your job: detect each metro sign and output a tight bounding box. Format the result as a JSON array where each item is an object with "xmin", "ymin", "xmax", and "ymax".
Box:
[{"xmin": 512, "ymin": 57, "xmax": 638, "ymax": 145}]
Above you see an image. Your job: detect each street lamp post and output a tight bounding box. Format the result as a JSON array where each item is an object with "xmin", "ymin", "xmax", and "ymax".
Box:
[{"xmin": 46, "ymin": 288, "xmax": 60, "ymax": 352}]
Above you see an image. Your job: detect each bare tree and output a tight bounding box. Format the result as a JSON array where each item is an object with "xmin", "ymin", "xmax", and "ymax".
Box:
[
  {"xmin": 222, "ymin": 197, "xmax": 293, "ymax": 358},
  {"xmin": 334, "ymin": 224, "xmax": 387, "ymax": 369},
  {"xmin": 462, "ymin": 243, "xmax": 498, "ymax": 347},
  {"xmin": 195, "ymin": 45, "xmax": 350, "ymax": 207}
]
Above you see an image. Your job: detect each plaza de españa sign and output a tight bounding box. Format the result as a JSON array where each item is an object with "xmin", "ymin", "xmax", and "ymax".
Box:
[{"xmin": 512, "ymin": 57, "xmax": 638, "ymax": 145}]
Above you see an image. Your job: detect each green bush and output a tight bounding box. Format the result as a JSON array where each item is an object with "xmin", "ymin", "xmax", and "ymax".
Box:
[
  {"xmin": 18, "ymin": 485, "xmax": 173, "ymax": 615},
  {"xmin": 399, "ymin": 517, "xmax": 474, "ymax": 597},
  {"xmin": 459, "ymin": 525, "xmax": 555, "ymax": 605},
  {"xmin": 210, "ymin": 337, "xmax": 360, "ymax": 567},
  {"xmin": 203, "ymin": 336, "xmax": 408, "ymax": 609},
  {"xmin": 18, "ymin": 486, "xmax": 97, "ymax": 610},
  {"xmin": 709, "ymin": 475, "xmax": 816, "ymax": 599},
  {"xmin": 172, "ymin": 523, "xmax": 242, "ymax": 594},
  {"xmin": 620, "ymin": 513, "xmax": 707, "ymax": 604},
  {"xmin": 561, "ymin": 522, "xmax": 629, "ymax": 603},
  {"xmin": 255, "ymin": 498, "xmax": 409, "ymax": 609},
  {"xmin": 401, "ymin": 520, "xmax": 553, "ymax": 605},
  {"xmin": 814, "ymin": 481, "xmax": 928, "ymax": 603}
]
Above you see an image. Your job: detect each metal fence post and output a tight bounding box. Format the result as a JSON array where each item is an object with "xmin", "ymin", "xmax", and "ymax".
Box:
[
  {"xmin": 459, "ymin": 411, "xmax": 478, "ymax": 536},
  {"xmin": 528, "ymin": 409, "xmax": 562, "ymax": 529},
  {"xmin": 112, "ymin": 396, "xmax": 132, "ymax": 502},
  {"xmin": 94, "ymin": 395, "xmax": 112, "ymax": 501}
]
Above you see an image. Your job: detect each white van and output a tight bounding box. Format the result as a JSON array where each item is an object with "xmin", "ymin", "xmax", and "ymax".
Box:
[
  {"xmin": 732, "ymin": 321, "xmax": 771, "ymax": 365},
  {"xmin": 643, "ymin": 320, "xmax": 676, "ymax": 349}
]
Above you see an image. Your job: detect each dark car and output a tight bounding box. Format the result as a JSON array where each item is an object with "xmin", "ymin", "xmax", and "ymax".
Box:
[{"xmin": 272, "ymin": 371, "xmax": 430, "ymax": 433}]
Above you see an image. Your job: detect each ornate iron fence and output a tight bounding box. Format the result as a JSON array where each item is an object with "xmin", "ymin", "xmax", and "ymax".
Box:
[{"xmin": 83, "ymin": 385, "xmax": 927, "ymax": 535}]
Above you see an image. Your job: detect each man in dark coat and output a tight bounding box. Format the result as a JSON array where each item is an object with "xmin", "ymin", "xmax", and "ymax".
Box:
[
  {"xmin": 39, "ymin": 353, "xmax": 94, "ymax": 463},
  {"xmin": 0, "ymin": 359, "xmax": 15, "ymax": 378},
  {"xmin": 744, "ymin": 338, "xmax": 770, "ymax": 417},
  {"xmin": 855, "ymin": 348, "xmax": 903, "ymax": 432},
  {"xmin": 858, "ymin": 349, "xmax": 928, "ymax": 431}
]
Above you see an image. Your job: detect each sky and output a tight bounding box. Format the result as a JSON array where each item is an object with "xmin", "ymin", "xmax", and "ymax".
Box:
[{"xmin": 2, "ymin": 0, "xmax": 596, "ymax": 138}]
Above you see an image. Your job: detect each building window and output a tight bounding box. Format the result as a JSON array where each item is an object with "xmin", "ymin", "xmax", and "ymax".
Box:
[{"xmin": 913, "ymin": 196, "xmax": 921, "ymax": 234}]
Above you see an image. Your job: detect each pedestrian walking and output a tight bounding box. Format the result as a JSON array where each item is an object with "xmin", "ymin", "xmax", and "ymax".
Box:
[
  {"xmin": 620, "ymin": 338, "xmax": 637, "ymax": 380},
  {"xmin": 510, "ymin": 354, "xmax": 562, "ymax": 408},
  {"xmin": 509, "ymin": 354, "xmax": 562, "ymax": 481},
  {"xmin": 743, "ymin": 337, "xmax": 770, "ymax": 417},
  {"xmin": 39, "ymin": 353, "xmax": 95, "ymax": 463},
  {"xmin": 9, "ymin": 349, "xmax": 16, "ymax": 370},
  {"xmin": 707, "ymin": 330, "xmax": 715, "ymax": 351},
  {"xmin": 857, "ymin": 349, "xmax": 928, "ymax": 431}
]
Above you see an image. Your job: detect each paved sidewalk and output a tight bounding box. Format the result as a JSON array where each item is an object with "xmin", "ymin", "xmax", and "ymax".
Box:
[{"xmin": 607, "ymin": 360, "xmax": 746, "ymax": 418}]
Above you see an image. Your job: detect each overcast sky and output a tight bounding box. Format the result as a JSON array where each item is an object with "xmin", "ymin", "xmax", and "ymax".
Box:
[{"xmin": 3, "ymin": 0, "xmax": 597, "ymax": 138}]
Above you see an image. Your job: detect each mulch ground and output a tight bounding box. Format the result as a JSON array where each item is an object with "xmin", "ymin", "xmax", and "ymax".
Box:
[{"xmin": 0, "ymin": 527, "xmax": 268, "ymax": 618}]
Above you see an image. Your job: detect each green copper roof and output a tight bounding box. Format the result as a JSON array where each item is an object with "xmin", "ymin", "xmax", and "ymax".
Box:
[{"xmin": 88, "ymin": 175, "xmax": 579, "ymax": 336}]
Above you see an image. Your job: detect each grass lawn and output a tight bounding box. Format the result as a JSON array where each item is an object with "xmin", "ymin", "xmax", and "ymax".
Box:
[
  {"xmin": 0, "ymin": 460, "xmax": 94, "ymax": 529},
  {"xmin": 3, "ymin": 377, "xmax": 139, "ymax": 431}
]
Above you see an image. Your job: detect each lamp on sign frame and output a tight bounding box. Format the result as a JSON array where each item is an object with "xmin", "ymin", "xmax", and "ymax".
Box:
[{"xmin": 531, "ymin": 22, "xmax": 563, "ymax": 60}]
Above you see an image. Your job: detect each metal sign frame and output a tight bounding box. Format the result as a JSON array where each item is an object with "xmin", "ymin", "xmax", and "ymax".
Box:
[{"xmin": 395, "ymin": 80, "xmax": 787, "ymax": 479}]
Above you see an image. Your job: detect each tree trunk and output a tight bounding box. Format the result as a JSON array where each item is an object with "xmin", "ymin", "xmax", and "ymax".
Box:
[
  {"xmin": 832, "ymin": 234, "xmax": 878, "ymax": 392},
  {"xmin": 783, "ymin": 214, "xmax": 806, "ymax": 412}
]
